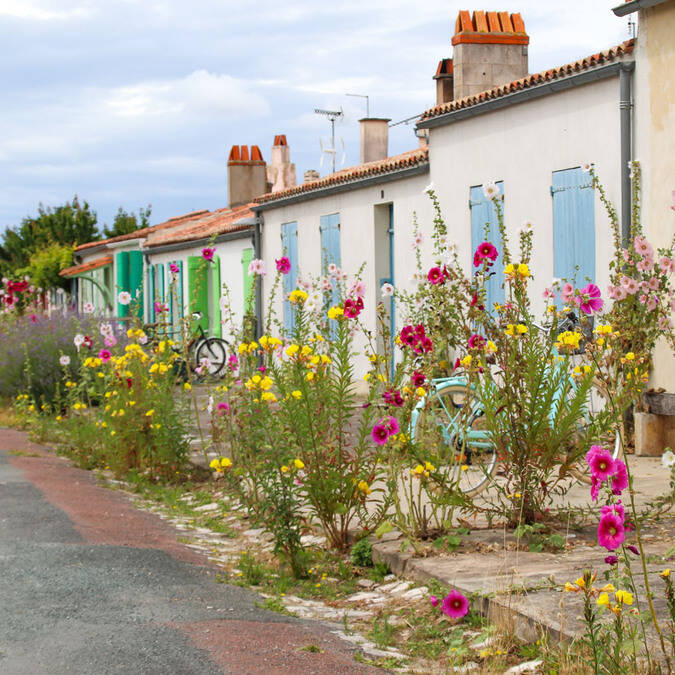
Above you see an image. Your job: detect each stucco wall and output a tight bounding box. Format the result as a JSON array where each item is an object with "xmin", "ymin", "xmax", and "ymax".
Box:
[{"xmin": 634, "ymin": 2, "xmax": 675, "ymax": 391}]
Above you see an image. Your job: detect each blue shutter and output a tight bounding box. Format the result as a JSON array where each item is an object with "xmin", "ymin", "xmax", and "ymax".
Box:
[
  {"xmin": 281, "ymin": 221, "xmax": 299, "ymax": 334},
  {"xmin": 320, "ymin": 213, "xmax": 341, "ymax": 308},
  {"xmin": 552, "ymin": 167, "xmax": 595, "ymax": 286},
  {"xmin": 470, "ymin": 182, "xmax": 505, "ymax": 311}
]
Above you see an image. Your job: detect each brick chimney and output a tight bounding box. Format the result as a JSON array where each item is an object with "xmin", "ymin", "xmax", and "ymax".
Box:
[
  {"xmin": 434, "ymin": 58, "xmax": 454, "ymax": 105},
  {"xmin": 451, "ymin": 10, "xmax": 529, "ymax": 100},
  {"xmin": 303, "ymin": 169, "xmax": 320, "ymax": 184},
  {"xmin": 359, "ymin": 118, "xmax": 390, "ymax": 164},
  {"xmin": 227, "ymin": 145, "xmax": 267, "ymax": 207},
  {"xmin": 267, "ymin": 135, "xmax": 297, "ymax": 193}
]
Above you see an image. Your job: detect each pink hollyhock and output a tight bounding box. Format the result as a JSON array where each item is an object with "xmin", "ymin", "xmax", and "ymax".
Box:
[
  {"xmin": 412, "ymin": 371, "xmax": 426, "ymax": 388},
  {"xmin": 169, "ymin": 263, "xmax": 180, "ymax": 275},
  {"xmin": 586, "ymin": 445, "xmax": 615, "ymax": 481},
  {"xmin": 659, "ymin": 256, "xmax": 674, "ymax": 273},
  {"xmin": 598, "ymin": 512, "xmax": 625, "ymax": 550},
  {"xmin": 154, "ymin": 301, "xmax": 168, "ymax": 314},
  {"xmin": 400, "ymin": 326, "xmax": 416, "ymax": 346},
  {"xmin": 228, "ymin": 354, "xmax": 239, "ymax": 371},
  {"xmin": 104, "ymin": 335, "xmax": 117, "ymax": 348},
  {"xmin": 350, "ymin": 280, "xmax": 366, "ymax": 298},
  {"xmin": 634, "ymin": 235, "xmax": 654, "ymax": 258},
  {"xmin": 441, "ymin": 590, "xmax": 470, "ymax": 618},
  {"xmin": 561, "ymin": 282, "xmax": 574, "ymax": 304},
  {"xmin": 620, "ymin": 276, "xmax": 639, "ymax": 295},
  {"xmin": 637, "ymin": 257, "xmax": 654, "ymax": 273},
  {"xmin": 590, "ymin": 475, "xmax": 600, "ymax": 502},
  {"xmin": 275, "ymin": 257, "xmax": 291, "ymax": 274},
  {"xmin": 474, "ymin": 241, "xmax": 498, "ymax": 265},
  {"xmin": 371, "ymin": 424, "xmax": 389, "ymax": 445},
  {"xmin": 467, "ymin": 334, "xmax": 485, "ymax": 350},
  {"xmin": 575, "ymin": 283, "xmax": 603, "ymax": 315},
  {"xmin": 427, "ymin": 267, "xmax": 445, "ymax": 285},
  {"xmin": 202, "ymin": 247, "xmax": 215, "ymax": 262},
  {"xmin": 607, "ymin": 285, "xmax": 619, "ymax": 300},
  {"xmin": 414, "ymin": 336, "xmax": 433, "ymax": 354},
  {"xmin": 383, "ymin": 390, "xmax": 404, "ymax": 407},
  {"xmin": 343, "ymin": 297, "xmax": 364, "ymax": 318},
  {"xmin": 430, "ymin": 595, "xmax": 439, "ymax": 608},
  {"xmin": 383, "ymin": 416, "xmax": 400, "ymax": 436},
  {"xmin": 604, "ymin": 555, "xmax": 619, "ymax": 565},
  {"xmin": 647, "ymin": 277, "xmax": 660, "ymax": 291},
  {"xmin": 98, "ymin": 349, "xmax": 111, "ymax": 363},
  {"xmin": 83, "ymin": 336, "xmax": 93, "ymax": 350},
  {"xmin": 216, "ymin": 402, "xmax": 230, "ymax": 415},
  {"xmin": 602, "ymin": 501, "xmax": 625, "ymax": 522},
  {"xmin": 470, "ymin": 292, "xmax": 484, "ymax": 311},
  {"xmin": 543, "ymin": 287, "xmax": 556, "ymax": 300},
  {"xmin": 647, "ymin": 295, "xmax": 658, "ymax": 311}
]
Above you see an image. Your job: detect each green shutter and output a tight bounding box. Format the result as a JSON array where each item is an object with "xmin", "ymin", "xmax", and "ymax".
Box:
[
  {"xmin": 241, "ymin": 248, "xmax": 254, "ymax": 315},
  {"xmin": 209, "ymin": 256, "xmax": 222, "ymax": 338},
  {"xmin": 187, "ymin": 256, "xmax": 209, "ymax": 332},
  {"xmin": 146, "ymin": 263, "xmax": 155, "ymax": 322},
  {"xmin": 128, "ymin": 250, "xmax": 144, "ymax": 318},
  {"xmin": 116, "ymin": 251, "xmax": 130, "ymax": 318}
]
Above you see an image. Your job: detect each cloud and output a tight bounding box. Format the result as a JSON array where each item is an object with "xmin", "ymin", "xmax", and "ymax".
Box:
[{"xmin": 0, "ymin": 0, "xmax": 91, "ymax": 21}]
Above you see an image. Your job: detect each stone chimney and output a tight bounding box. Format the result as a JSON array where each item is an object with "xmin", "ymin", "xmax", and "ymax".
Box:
[
  {"xmin": 451, "ymin": 10, "xmax": 529, "ymax": 100},
  {"xmin": 359, "ymin": 118, "xmax": 390, "ymax": 164},
  {"xmin": 303, "ymin": 169, "xmax": 320, "ymax": 184},
  {"xmin": 267, "ymin": 135, "xmax": 297, "ymax": 193},
  {"xmin": 227, "ymin": 145, "xmax": 267, "ymax": 207},
  {"xmin": 434, "ymin": 58, "xmax": 454, "ymax": 105}
]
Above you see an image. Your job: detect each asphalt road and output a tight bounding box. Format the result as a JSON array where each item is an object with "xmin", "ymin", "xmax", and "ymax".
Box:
[{"xmin": 0, "ymin": 428, "xmax": 377, "ymax": 674}]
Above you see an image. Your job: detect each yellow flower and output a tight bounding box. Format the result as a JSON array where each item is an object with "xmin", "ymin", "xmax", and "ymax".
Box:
[
  {"xmin": 293, "ymin": 458, "xmax": 304, "ymax": 470},
  {"xmin": 286, "ymin": 344, "xmax": 300, "ymax": 357},
  {"xmin": 425, "ymin": 461, "xmax": 435, "ymax": 472},
  {"xmin": 145, "ymin": 409, "xmax": 155, "ymax": 417},
  {"xmin": 595, "ymin": 324, "xmax": 613, "ymax": 335},
  {"xmin": 564, "ymin": 582, "xmax": 577, "ymax": 592},
  {"xmin": 413, "ymin": 464, "xmax": 425, "ymax": 475},
  {"xmin": 320, "ymin": 354, "xmax": 331, "ymax": 364},
  {"xmin": 306, "ymin": 371, "xmax": 315, "ymax": 382},
  {"xmin": 661, "ymin": 569, "xmax": 671, "ymax": 578},
  {"xmin": 128, "ymin": 400, "xmax": 136, "ymax": 407},
  {"xmin": 291, "ymin": 390, "xmax": 302, "ymax": 399},
  {"xmin": 327, "ymin": 306, "xmax": 344, "ymax": 320},
  {"xmin": 486, "ymin": 340, "xmax": 497, "ymax": 353},
  {"xmin": 574, "ymin": 576, "xmax": 586, "ymax": 589},
  {"xmin": 517, "ymin": 263, "xmax": 530, "ymax": 278},
  {"xmin": 149, "ymin": 363, "xmax": 159, "ymax": 374},
  {"xmin": 363, "ymin": 373, "xmax": 371, "ymax": 381},
  {"xmin": 247, "ymin": 341, "xmax": 258, "ymax": 353},
  {"xmin": 301, "ymin": 345, "xmax": 313, "ymax": 357},
  {"xmin": 615, "ymin": 590, "xmax": 633, "ymax": 605},
  {"xmin": 357, "ymin": 480, "xmax": 371, "ymax": 495},
  {"xmin": 555, "ymin": 331, "xmax": 582, "ymax": 350},
  {"xmin": 460, "ymin": 354, "xmax": 473, "ymax": 367},
  {"xmin": 261, "ymin": 392, "xmax": 277, "ymax": 403},
  {"xmin": 221, "ymin": 457, "xmax": 231, "ymax": 468},
  {"xmin": 110, "ymin": 430, "xmax": 116, "ymax": 436},
  {"xmin": 597, "ymin": 593, "xmax": 610, "ymax": 607},
  {"xmin": 209, "ymin": 458, "xmax": 220, "ymax": 470},
  {"xmin": 260, "ymin": 376, "xmax": 273, "ymax": 391},
  {"xmin": 281, "ymin": 465, "xmax": 289, "ymax": 473},
  {"xmin": 238, "ymin": 343, "xmax": 248, "ymax": 354},
  {"xmin": 289, "ymin": 289, "xmax": 308, "ymax": 304},
  {"xmin": 259, "ymin": 335, "xmax": 269, "ymax": 348},
  {"xmin": 625, "ymin": 352, "xmax": 635, "ymax": 361},
  {"xmin": 184, "ymin": 382, "xmax": 192, "ymax": 391},
  {"xmin": 598, "ymin": 583, "xmax": 616, "ymax": 593},
  {"xmin": 504, "ymin": 263, "xmax": 515, "ymax": 276},
  {"xmin": 504, "ymin": 262, "xmax": 530, "ymax": 280},
  {"xmin": 56, "ymin": 415, "xmax": 62, "ymax": 421},
  {"xmin": 505, "ymin": 324, "xmax": 528, "ymax": 336},
  {"xmin": 416, "ymin": 387, "xmax": 426, "ymax": 397}
]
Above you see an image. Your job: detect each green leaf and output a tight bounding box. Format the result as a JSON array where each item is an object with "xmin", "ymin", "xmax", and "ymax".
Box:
[{"xmin": 375, "ymin": 520, "xmax": 394, "ymax": 538}]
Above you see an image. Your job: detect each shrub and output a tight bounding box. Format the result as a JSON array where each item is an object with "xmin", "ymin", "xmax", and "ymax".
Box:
[{"xmin": 350, "ymin": 537, "xmax": 373, "ymax": 567}]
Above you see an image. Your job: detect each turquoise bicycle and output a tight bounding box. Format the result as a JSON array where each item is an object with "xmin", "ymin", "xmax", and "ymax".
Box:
[{"xmin": 410, "ymin": 336, "xmax": 622, "ymax": 498}]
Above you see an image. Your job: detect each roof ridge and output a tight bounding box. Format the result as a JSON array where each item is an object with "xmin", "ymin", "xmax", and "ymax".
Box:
[{"xmin": 421, "ymin": 39, "xmax": 635, "ymax": 122}]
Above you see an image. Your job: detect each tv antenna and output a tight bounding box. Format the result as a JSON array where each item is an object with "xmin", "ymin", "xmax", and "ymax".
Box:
[
  {"xmin": 314, "ymin": 107, "xmax": 343, "ymax": 173},
  {"xmin": 346, "ymin": 93, "xmax": 370, "ymax": 118}
]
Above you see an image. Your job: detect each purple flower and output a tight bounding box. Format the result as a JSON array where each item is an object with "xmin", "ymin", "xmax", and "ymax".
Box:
[
  {"xmin": 604, "ymin": 555, "xmax": 619, "ymax": 565},
  {"xmin": 441, "ymin": 590, "xmax": 470, "ymax": 618},
  {"xmin": 575, "ymin": 283, "xmax": 603, "ymax": 315},
  {"xmin": 626, "ymin": 545, "xmax": 639, "ymax": 555}
]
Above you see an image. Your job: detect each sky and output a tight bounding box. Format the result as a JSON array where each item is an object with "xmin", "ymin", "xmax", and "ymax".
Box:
[{"xmin": 0, "ymin": 0, "xmax": 633, "ymax": 234}]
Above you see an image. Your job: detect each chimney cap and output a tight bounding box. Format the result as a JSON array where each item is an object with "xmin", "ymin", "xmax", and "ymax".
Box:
[
  {"xmin": 434, "ymin": 58, "xmax": 453, "ymax": 79},
  {"xmin": 273, "ymin": 134, "xmax": 288, "ymax": 146},
  {"xmin": 452, "ymin": 10, "xmax": 529, "ymax": 46},
  {"xmin": 358, "ymin": 117, "xmax": 391, "ymax": 123},
  {"xmin": 228, "ymin": 144, "xmax": 265, "ymax": 165}
]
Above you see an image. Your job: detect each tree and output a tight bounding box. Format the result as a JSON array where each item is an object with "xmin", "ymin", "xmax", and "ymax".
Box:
[
  {"xmin": 0, "ymin": 196, "xmax": 99, "ymax": 276},
  {"xmin": 103, "ymin": 205, "xmax": 151, "ymax": 239},
  {"xmin": 25, "ymin": 243, "xmax": 75, "ymax": 292}
]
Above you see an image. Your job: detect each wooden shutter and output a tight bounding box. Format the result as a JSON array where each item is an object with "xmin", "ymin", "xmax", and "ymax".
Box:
[
  {"xmin": 209, "ymin": 255, "xmax": 222, "ymax": 338},
  {"xmin": 115, "ymin": 251, "xmax": 130, "ymax": 318},
  {"xmin": 241, "ymin": 247, "xmax": 254, "ymax": 315},
  {"xmin": 320, "ymin": 213, "xmax": 341, "ymax": 307},
  {"xmin": 552, "ymin": 167, "xmax": 595, "ymax": 285},
  {"xmin": 281, "ymin": 221, "xmax": 299, "ymax": 333},
  {"xmin": 470, "ymin": 183, "xmax": 505, "ymax": 311},
  {"xmin": 128, "ymin": 251, "xmax": 144, "ymax": 318},
  {"xmin": 187, "ymin": 256, "xmax": 208, "ymax": 332},
  {"xmin": 146, "ymin": 263, "xmax": 155, "ymax": 323}
]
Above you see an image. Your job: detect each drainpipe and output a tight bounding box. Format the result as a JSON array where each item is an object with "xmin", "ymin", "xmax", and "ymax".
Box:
[
  {"xmin": 619, "ymin": 62, "xmax": 634, "ymax": 247},
  {"xmin": 253, "ymin": 215, "xmax": 263, "ymax": 339}
]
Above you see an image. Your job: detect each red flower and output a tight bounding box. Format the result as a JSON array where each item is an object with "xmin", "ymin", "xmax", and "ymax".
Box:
[
  {"xmin": 411, "ymin": 371, "xmax": 426, "ymax": 388},
  {"xmin": 467, "ymin": 334, "xmax": 485, "ymax": 350}
]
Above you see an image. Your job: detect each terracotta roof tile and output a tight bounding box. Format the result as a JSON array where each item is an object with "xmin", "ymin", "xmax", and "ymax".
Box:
[
  {"xmin": 420, "ymin": 39, "xmax": 635, "ymax": 122},
  {"xmin": 143, "ymin": 204, "xmax": 254, "ymax": 248},
  {"xmin": 60, "ymin": 255, "xmax": 113, "ymax": 278},
  {"xmin": 452, "ymin": 9, "xmax": 529, "ymax": 46},
  {"xmin": 254, "ymin": 148, "xmax": 429, "ymax": 205}
]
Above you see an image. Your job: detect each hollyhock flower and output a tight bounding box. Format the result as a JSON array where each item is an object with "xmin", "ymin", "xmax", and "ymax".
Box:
[
  {"xmin": 575, "ymin": 284, "xmax": 603, "ymax": 315},
  {"xmin": 275, "ymin": 257, "xmax": 291, "ymax": 274},
  {"xmin": 383, "ymin": 416, "xmax": 400, "ymax": 436},
  {"xmin": 622, "ymin": 248, "xmax": 631, "ymax": 263},
  {"xmin": 381, "ymin": 282, "xmax": 394, "ymax": 298},
  {"xmin": 607, "ymin": 285, "xmax": 619, "ymax": 300},
  {"xmin": 248, "ymin": 258, "xmax": 266, "ymax": 276},
  {"xmin": 586, "ymin": 445, "xmax": 615, "ymax": 481},
  {"xmin": 475, "ymin": 241, "xmax": 498, "ymax": 264},
  {"xmin": 202, "ymin": 247, "xmax": 215, "ymax": 262},
  {"xmin": 620, "ymin": 276, "xmax": 639, "ymax": 295},
  {"xmin": 383, "ymin": 390, "xmax": 404, "ymax": 407},
  {"xmin": 343, "ymin": 297, "xmax": 364, "ymax": 318},
  {"xmin": 59, "ymin": 355, "xmax": 71, "ymax": 367},
  {"xmin": 412, "ymin": 371, "xmax": 426, "ymax": 388},
  {"xmin": 543, "ymin": 287, "xmax": 556, "ymax": 300},
  {"xmin": 117, "ymin": 291, "xmax": 132, "ymax": 305},
  {"xmin": 441, "ymin": 590, "xmax": 470, "ymax": 618},
  {"xmin": 659, "ymin": 256, "xmax": 674, "ymax": 273},
  {"xmin": 470, "ymin": 293, "xmax": 484, "ymax": 311},
  {"xmin": 662, "ymin": 449, "xmax": 675, "ymax": 468},
  {"xmin": 98, "ymin": 349, "xmax": 111, "ymax": 363},
  {"xmin": 561, "ymin": 282, "xmax": 574, "ymax": 304},
  {"xmin": 29, "ymin": 314, "xmax": 37, "ymax": 323},
  {"xmin": 216, "ymin": 402, "xmax": 230, "ymax": 415},
  {"xmin": 615, "ymin": 286, "xmax": 627, "ymax": 301},
  {"xmin": 605, "ymin": 555, "xmax": 619, "ymax": 565},
  {"xmin": 154, "ymin": 301, "xmax": 168, "ymax": 314},
  {"xmin": 581, "ymin": 162, "xmax": 592, "ymax": 172},
  {"xmin": 634, "ymin": 236, "xmax": 654, "ymax": 258},
  {"xmin": 598, "ymin": 512, "xmax": 626, "ymax": 550},
  {"xmin": 99, "ymin": 322, "xmax": 112, "ymax": 337},
  {"xmin": 429, "ymin": 595, "xmax": 439, "ymax": 608},
  {"xmin": 637, "ymin": 257, "xmax": 654, "ymax": 273},
  {"xmin": 626, "ymin": 545, "xmax": 639, "ymax": 555},
  {"xmin": 228, "ymin": 354, "xmax": 239, "ymax": 371},
  {"xmin": 350, "ymin": 280, "xmax": 366, "ymax": 298},
  {"xmin": 327, "ymin": 263, "xmax": 338, "ymax": 276},
  {"xmin": 83, "ymin": 336, "xmax": 93, "ymax": 350},
  {"xmin": 400, "ymin": 325, "xmax": 416, "ymax": 346},
  {"xmin": 611, "ymin": 460, "xmax": 628, "ymax": 495},
  {"xmin": 590, "ymin": 475, "xmax": 600, "ymax": 502},
  {"xmin": 82, "ymin": 302, "xmax": 94, "ymax": 314},
  {"xmin": 639, "ymin": 294, "xmax": 648, "ymax": 305},
  {"xmin": 647, "ymin": 295, "xmax": 658, "ymax": 311},
  {"xmin": 427, "ymin": 267, "xmax": 445, "ymax": 285},
  {"xmin": 647, "ymin": 276, "xmax": 660, "ymax": 291},
  {"xmin": 371, "ymin": 424, "xmax": 389, "ymax": 445},
  {"xmin": 322, "ymin": 277, "xmax": 333, "ymax": 292},
  {"xmin": 169, "ymin": 263, "xmax": 180, "ymax": 275},
  {"xmin": 412, "ymin": 231, "xmax": 424, "ymax": 248},
  {"xmin": 74, "ymin": 334, "xmax": 85, "ymax": 350},
  {"xmin": 602, "ymin": 501, "xmax": 625, "ymax": 523},
  {"xmin": 482, "ymin": 181, "xmax": 499, "ymax": 201},
  {"xmin": 104, "ymin": 335, "xmax": 117, "ymax": 347},
  {"xmin": 467, "ymin": 334, "xmax": 485, "ymax": 350}
]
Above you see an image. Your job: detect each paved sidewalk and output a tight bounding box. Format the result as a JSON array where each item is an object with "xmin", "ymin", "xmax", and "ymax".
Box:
[{"xmin": 0, "ymin": 428, "xmax": 379, "ymax": 675}]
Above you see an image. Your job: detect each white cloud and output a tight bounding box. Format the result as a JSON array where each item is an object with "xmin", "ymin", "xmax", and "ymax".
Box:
[{"xmin": 0, "ymin": 0, "xmax": 91, "ymax": 21}]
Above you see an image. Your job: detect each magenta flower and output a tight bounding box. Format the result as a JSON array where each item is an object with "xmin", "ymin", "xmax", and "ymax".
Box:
[
  {"xmin": 371, "ymin": 424, "xmax": 389, "ymax": 445},
  {"xmin": 383, "ymin": 390, "xmax": 404, "ymax": 407},
  {"xmin": 575, "ymin": 283, "xmax": 603, "ymax": 315},
  {"xmin": 104, "ymin": 335, "xmax": 117, "ymax": 347},
  {"xmin": 590, "ymin": 475, "xmax": 600, "ymax": 502},
  {"xmin": 411, "ymin": 371, "xmax": 426, "ymax": 388},
  {"xmin": 400, "ymin": 325, "xmax": 416, "ymax": 346},
  {"xmin": 344, "ymin": 297, "xmax": 364, "ymax": 319},
  {"xmin": 427, "ymin": 267, "xmax": 445, "ymax": 285},
  {"xmin": 228, "ymin": 354, "xmax": 239, "ymax": 371},
  {"xmin": 586, "ymin": 445, "xmax": 615, "ymax": 482},
  {"xmin": 154, "ymin": 301, "xmax": 168, "ymax": 314},
  {"xmin": 383, "ymin": 416, "xmax": 400, "ymax": 436},
  {"xmin": 216, "ymin": 402, "xmax": 230, "ymax": 415},
  {"xmin": 626, "ymin": 545, "xmax": 639, "ymax": 555},
  {"xmin": 598, "ymin": 512, "xmax": 625, "ymax": 550},
  {"xmin": 611, "ymin": 460, "xmax": 628, "ymax": 495},
  {"xmin": 202, "ymin": 247, "xmax": 215, "ymax": 262},
  {"xmin": 169, "ymin": 263, "xmax": 180, "ymax": 275},
  {"xmin": 83, "ymin": 336, "xmax": 93, "ymax": 350},
  {"xmin": 98, "ymin": 349, "xmax": 111, "ymax": 363},
  {"xmin": 604, "ymin": 555, "xmax": 619, "ymax": 566},
  {"xmin": 275, "ymin": 257, "xmax": 291, "ymax": 274},
  {"xmin": 473, "ymin": 242, "xmax": 498, "ymax": 267},
  {"xmin": 429, "ymin": 595, "xmax": 439, "ymax": 608},
  {"xmin": 561, "ymin": 282, "xmax": 574, "ymax": 304},
  {"xmin": 467, "ymin": 334, "xmax": 485, "ymax": 350},
  {"xmin": 441, "ymin": 590, "xmax": 470, "ymax": 618}
]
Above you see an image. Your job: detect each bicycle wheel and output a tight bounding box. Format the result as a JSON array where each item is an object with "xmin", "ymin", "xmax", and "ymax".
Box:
[
  {"xmin": 412, "ymin": 383, "xmax": 498, "ymax": 497},
  {"xmin": 569, "ymin": 378, "xmax": 623, "ymax": 484},
  {"xmin": 195, "ymin": 338, "xmax": 228, "ymax": 378}
]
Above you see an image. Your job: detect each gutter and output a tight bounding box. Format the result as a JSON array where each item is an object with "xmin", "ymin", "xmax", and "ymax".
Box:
[
  {"xmin": 252, "ymin": 163, "xmax": 429, "ymax": 212},
  {"xmin": 416, "ymin": 61, "xmax": 632, "ymax": 130},
  {"xmin": 613, "ymin": 0, "xmax": 668, "ymax": 16},
  {"xmin": 140, "ymin": 227, "xmax": 253, "ymax": 256},
  {"xmin": 619, "ymin": 62, "xmax": 635, "ymax": 246}
]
